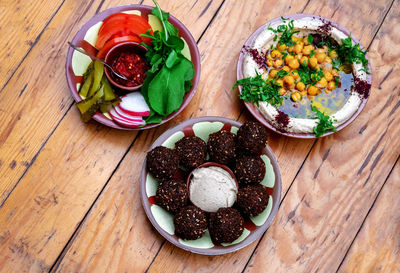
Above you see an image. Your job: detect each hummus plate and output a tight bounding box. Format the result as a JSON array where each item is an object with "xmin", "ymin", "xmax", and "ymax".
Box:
[{"xmin": 237, "ymin": 14, "xmax": 372, "ymax": 138}]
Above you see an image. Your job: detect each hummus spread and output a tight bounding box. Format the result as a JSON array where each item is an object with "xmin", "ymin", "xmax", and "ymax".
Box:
[
  {"xmin": 189, "ymin": 166, "xmax": 238, "ymax": 212},
  {"xmin": 242, "ymin": 17, "xmax": 368, "ymax": 134}
]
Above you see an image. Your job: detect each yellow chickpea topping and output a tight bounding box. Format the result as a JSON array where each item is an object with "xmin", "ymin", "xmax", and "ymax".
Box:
[
  {"xmin": 301, "ymin": 90, "xmax": 307, "ymax": 96},
  {"xmin": 271, "ymin": 50, "xmax": 281, "ymax": 59},
  {"xmin": 303, "ymin": 37, "xmax": 309, "ymax": 45},
  {"xmin": 296, "ymin": 54, "xmax": 303, "ymax": 60},
  {"xmin": 302, "ymin": 45, "xmax": 313, "ymax": 55},
  {"xmin": 332, "ymin": 69, "xmax": 339, "ymax": 76},
  {"xmin": 288, "ymin": 59, "xmax": 300, "ymax": 69},
  {"xmin": 323, "ymin": 45, "xmax": 328, "ymax": 51},
  {"xmin": 317, "ymin": 77, "xmax": 328, "ymax": 88},
  {"xmin": 292, "ymin": 36, "xmax": 302, "ymax": 42},
  {"xmin": 277, "ymin": 44, "xmax": 286, "ymax": 51},
  {"xmin": 282, "ymin": 66, "xmax": 290, "ymax": 72},
  {"xmin": 309, "ymin": 57, "xmax": 318, "ymax": 68},
  {"xmin": 315, "ymin": 48, "xmax": 325, "ymax": 54},
  {"xmin": 315, "ymin": 53, "xmax": 326, "ymax": 63},
  {"xmin": 279, "ymin": 88, "xmax": 286, "ymax": 96},
  {"xmin": 327, "ymin": 81, "xmax": 336, "ymax": 90},
  {"xmin": 273, "ymin": 59, "xmax": 283, "ymax": 68},
  {"xmin": 308, "ymin": 86, "xmax": 319, "ymax": 96},
  {"xmin": 284, "ymin": 54, "xmax": 294, "ymax": 64},
  {"xmin": 283, "ymin": 75, "xmax": 295, "ymax": 85},
  {"xmin": 329, "ymin": 50, "xmax": 338, "ymax": 58},
  {"xmin": 292, "ymin": 71, "xmax": 300, "ymax": 80},
  {"xmin": 291, "ymin": 92, "xmax": 301, "ymax": 102},
  {"xmin": 324, "ymin": 57, "xmax": 332, "ymax": 64},
  {"xmin": 300, "ymin": 56, "xmax": 308, "ymax": 66},
  {"xmin": 269, "ymin": 69, "xmax": 278, "ymax": 78},
  {"xmin": 325, "ymin": 71, "xmax": 333, "ymax": 81},
  {"xmin": 287, "ymin": 46, "xmax": 294, "ymax": 53},
  {"xmin": 294, "ymin": 44, "xmax": 303, "ymax": 54},
  {"xmin": 296, "ymin": 82, "xmax": 306, "ymax": 91},
  {"xmin": 266, "ymin": 59, "xmax": 273, "ymax": 67},
  {"xmin": 276, "ymin": 79, "xmax": 284, "ymax": 87}
]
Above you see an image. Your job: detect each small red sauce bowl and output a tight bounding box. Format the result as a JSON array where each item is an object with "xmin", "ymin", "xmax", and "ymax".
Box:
[
  {"xmin": 186, "ymin": 162, "xmax": 239, "ymax": 213},
  {"xmin": 104, "ymin": 41, "xmax": 148, "ymax": 91}
]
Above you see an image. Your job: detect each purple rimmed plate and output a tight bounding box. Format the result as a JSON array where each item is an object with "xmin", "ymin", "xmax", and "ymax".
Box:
[
  {"xmin": 236, "ymin": 14, "xmax": 372, "ymax": 138},
  {"xmin": 66, "ymin": 4, "xmax": 201, "ymax": 130},
  {"xmin": 140, "ymin": 116, "xmax": 282, "ymax": 255}
]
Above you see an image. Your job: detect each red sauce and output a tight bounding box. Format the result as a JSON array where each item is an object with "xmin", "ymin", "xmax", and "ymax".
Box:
[{"xmin": 111, "ymin": 51, "xmax": 149, "ymax": 87}]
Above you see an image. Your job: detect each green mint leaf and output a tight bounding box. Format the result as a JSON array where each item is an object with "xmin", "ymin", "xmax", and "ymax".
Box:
[{"xmin": 307, "ymin": 34, "xmax": 314, "ymax": 45}]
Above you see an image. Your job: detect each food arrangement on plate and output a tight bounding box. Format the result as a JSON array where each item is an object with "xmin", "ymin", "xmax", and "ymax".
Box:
[
  {"xmin": 236, "ymin": 15, "xmax": 372, "ymax": 138},
  {"xmin": 65, "ymin": 1, "xmax": 200, "ymax": 129},
  {"xmin": 140, "ymin": 117, "xmax": 281, "ymax": 255}
]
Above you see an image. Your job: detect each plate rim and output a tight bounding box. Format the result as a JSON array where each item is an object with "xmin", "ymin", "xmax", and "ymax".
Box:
[
  {"xmin": 236, "ymin": 14, "xmax": 372, "ymax": 139},
  {"xmin": 139, "ymin": 116, "xmax": 282, "ymax": 255}
]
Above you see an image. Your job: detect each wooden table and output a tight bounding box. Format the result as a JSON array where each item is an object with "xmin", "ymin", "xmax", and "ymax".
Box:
[{"xmin": 1, "ymin": 0, "xmax": 399, "ymax": 272}]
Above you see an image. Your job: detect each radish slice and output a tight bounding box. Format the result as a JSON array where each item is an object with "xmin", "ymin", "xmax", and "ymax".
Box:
[
  {"xmin": 109, "ymin": 108, "xmax": 145, "ymax": 128},
  {"xmin": 119, "ymin": 92, "xmax": 151, "ymax": 117},
  {"xmin": 114, "ymin": 106, "xmax": 143, "ymax": 122}
]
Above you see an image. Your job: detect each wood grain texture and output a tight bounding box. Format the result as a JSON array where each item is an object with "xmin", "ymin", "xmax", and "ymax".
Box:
[
  {"xmin": 0, "ymin": 0, "xmax": 64, "ymax": 88},
  {"xmin": 0, "ymin": 0, "xmax": 222, "ymax": 272},
  {"xmin": 338, "ymin": 159, "xmax": 400, "ymax": 273},
  {"xmin": 244, "ymin": 1, "xmax": 400, "ymax": 272},
  {"xmin": 0, "ymin": 0, "xmax": 106, "ymax": 207},
  {"xmin": 146, "ymin": 0, "xmax": 395, "ymax": 272}
]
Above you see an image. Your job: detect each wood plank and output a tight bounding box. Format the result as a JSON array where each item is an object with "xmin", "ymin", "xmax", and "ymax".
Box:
[
  {"xmin": 0, "ymin": 0, "xmax": 108, "ymax": 206},
  {"xmin": 0, "ymin": 0, "xmax": 65, "ymax": 89},
  {"xmin": 0, "ymin": 1, "xmax": 222, "ymax": 272},
  {"xmin": 244, "ymin": 1, "xmax": 400, "ymax": 272},
  {"xmin": 145, "ymin": 0, "xmax": 395, "ymax": 272},
  {"xmin": 338, "ymin": 158, "xmax": 400, "ymax": 273}
]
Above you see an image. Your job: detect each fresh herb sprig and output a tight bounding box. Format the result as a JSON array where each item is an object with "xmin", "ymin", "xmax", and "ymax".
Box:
[
  {"xmin": 337, "ymin": 37, "xmax": 369, "ymax": 73},
  {"xmin": 139, "ymin": 0, "xmax": 194, "ymax": 124},
  {"xmin": 268, "ymin": 17, "xmax": 299, "ymax": 47},
  {"xmin": 234, "ymin": 74, "xmax": 283, "ymax": 107},
  {"xmin": 311, "ymin": 106, "xmax": 337, "ymax": 137},
  {"xmin": 295, "ymin": 61, "xmax": 325, "ymax": 85}
]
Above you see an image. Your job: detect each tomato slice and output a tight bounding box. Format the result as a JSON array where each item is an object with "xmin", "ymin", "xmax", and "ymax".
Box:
[
  {"xmin": 96, "ymin": 35, "xmax": 141, "ymax": 59},
  {"xmin": 99, "ymin": 13, "xmax": 151, "ymax": 33},
  {"xmin": 95, "ymin": 23, "xmax": 153, "ymax": 49}
]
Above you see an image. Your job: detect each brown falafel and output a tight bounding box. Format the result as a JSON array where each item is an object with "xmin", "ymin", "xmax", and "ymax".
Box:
[
  {"xmin": 147, "ymin": 146, "xmax": 179, "ymax": 180},
  {"xmin": 175, "ymin": 136, "xmax": 207, "ymax": 169},
  {"xmin": 234, "ymin": 155, "xmax": 266, "ymax": 184},
  {"xmin": 209, "ymin": 207, "xmax": 244, "ymax": 243},
  {"xmin": 174, "ymin": 206, "xmax": 208, "ymax": 240},
  {"xmin": 236, "ymin": 184, "xmax": 269, "ymax": 217},
  {"xmin": 155, "ymin": 179, "xmax": 188, "ymax": 213},
  {"xmin": 237, "ymin": 121, "xmax": 268, "ymax": 154},
  {"xmin": 207, "ymin": 130, "xmax": 236, "ymax": 165}
]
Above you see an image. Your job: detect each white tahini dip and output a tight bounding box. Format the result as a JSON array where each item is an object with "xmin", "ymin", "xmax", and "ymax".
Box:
[{"xmin": 189, "ymin": 166, "xmax": 238, "ymax": 212}]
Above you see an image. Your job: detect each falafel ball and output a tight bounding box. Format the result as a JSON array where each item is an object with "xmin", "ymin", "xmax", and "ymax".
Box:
[
  {"xmin": 237, "ymin": 121, "xmax": 268, "ymax": 154},
  {"xmin": 236, "ymin": 184, "xmax": 269, "ymax": 217},
  {"xmin": 207, "ymin": 130, "xmax": 236, "ymax": 165},
  {"xmin": 147, "ymin": 146, "xmax": 179, "ymax": 180},
  {"xmin": 234, "ymin": 155, "xmax": 266, "ymax": 184},
  {"xmin": 175, "ymin": 136, "xmax": 207, "ymax": 169},
  {"xmin": 174, "ymin": 205, "xmax": 208, "ymax": 240},
  {"xmin": 155, "ymin": 179, "xmax": 188, "ymax": 213},
  {"xmin": 209, "ymin": 207, "xmax": 244, "ymax": 243}
]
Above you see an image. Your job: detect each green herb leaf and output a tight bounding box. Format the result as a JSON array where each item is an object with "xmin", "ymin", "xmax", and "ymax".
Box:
[
  {"xmin": 311, "ymin": 106, "xmax": 337, "ymax": 137},
  {"xmin": 165, "ymin": 50, "xmax": 179, "ymax": 68},
  {"xmin": 276, "ymin": 69, "xmax": 289, "ymax": 79},
  {"xmin": 307, "ymin": 34, "xmax": 314, "ymax": 45}
]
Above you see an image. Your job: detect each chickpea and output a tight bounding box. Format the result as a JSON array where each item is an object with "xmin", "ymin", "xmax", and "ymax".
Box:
[
  {"xmin": 288, "ymin": 46, "xmax": 294, "ymax": 53},
  {"xmin": 332, "ymin": 69, "xmax": 339, "ymax": 76},
  {"xmin": 288, "ymin": 59, "xmax": 300, "ymax": 69},
  {"xmin": 329, "ymin": 50, "xmax": 338, "ymax": 58},
  {"xmin": 302, "ymin": 45, "xmax": 312, "ymax": 55},
  {"xmin": 327, "ymin": 81, "xmax": 336, "ymax": 90},
  {"xmin": 309, "ymin": 57, "xmax": 318, "ymax": 68},
  {"xmin": 315, "ymin": 53, "xmax": 326, "ymax": 63},
  {"xmin": 301, "ymin": 90, "xmax": 307, "ymax": 96},
  {"xmin": 284, "ymin": 54, "xmax": 294, "ymax": 64},
  {"xmin": 315, "ymin": 48, "xmax": 325, "ymax": 54},
  {"xmin": 266, "ymin": 59, "xmax": 273, "ymax": 67},
  {"xmin": 282, "ymin": 66, "xmax": 290, "ymax": 72},
  {"xmin": 303, "ymin": 37, "xmax": 309, "ymax": 45},
  {"xmin": 324, "ymin": 57, "xmax": 332, "ymax": 64},
  {"xmin": 317, "ymin": 77, "xmax": 328, "ymax": 89},
  {"xmin": 291, "ymin": 92, "xmax": 301, "ymax": 102},
  {"xmin": 273, "ymin": 59, "xmax": 283, "ymax": 68},
  {"xmin": 296, "ymin": 54, "xmax": 303, "ymax": 60},
  {"xmin": 279, "ymin": 88, "xmax": 286, "ymax": 96},
  {"xmin": 294, "ymin": 44, "xmax": 303, "ymax": 54},
  {"xmin": 296, "ymin": 82, "xmax": 306, "ymax": 91},
  {"xmin": 308, "ymin": 85, "xmax": 319, "ymax": 96},
  {"xmin": 269, "ymin": 69, "xmax": 278, "ymax": 78},
  {"xmin": 292, "ymin": 71, "xmax": 300, "ymax": 80},
  {"xmin": 283, "ymin": 75, "xmax": 295, "ymax": 89},
  {"xmin": 271, "ymin": 50, "xmax": 282, "ymax": 59},
  {"xmin": 325, "ymin": 71, "xmax": 333, "ymax": 81},
  {"xmin": 323, "ymin": 45, "xmax": 329, "ymax": 52},
  {"xmin": 277, "ymin": 44, "xmax": 286, "ymax": 51},
  {"xmin": 276, "ymin": 79, "xmax": 284, "ymax": 87},
  {"xmin": 300, "ymin": 56, "xmax": 309, "ymax": 66}
]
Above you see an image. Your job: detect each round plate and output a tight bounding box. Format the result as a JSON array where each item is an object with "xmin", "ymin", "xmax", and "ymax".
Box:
[
  {"xmin": 66, "ymin": 4, "xmax": 201, "ymax": 130},
  {"xmin": 236, "ymin": 14, "xmax": 372, "ymax": 138},
  {"xmin": 140, "ymin": 116, "xmax": 282, "ymax": 255}
]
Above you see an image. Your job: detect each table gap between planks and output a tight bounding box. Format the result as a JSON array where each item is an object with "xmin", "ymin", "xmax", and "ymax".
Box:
[{"xmin": 0, "ymin": 0, "xmax": 399, "ymax": 272}]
